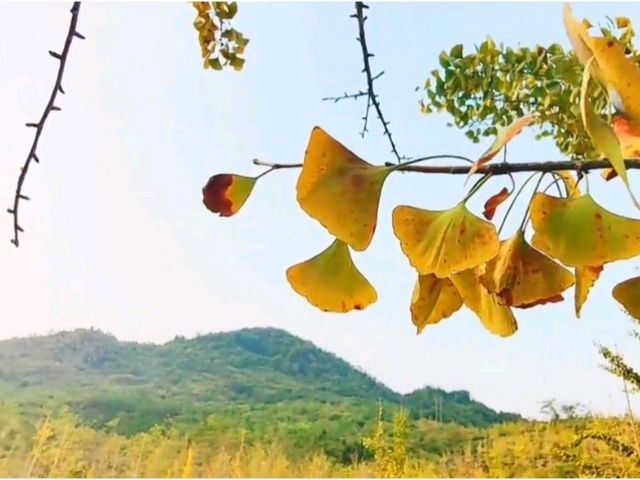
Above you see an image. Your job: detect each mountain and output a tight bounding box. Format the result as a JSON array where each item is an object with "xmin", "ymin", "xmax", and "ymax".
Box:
[{"xmin": 0, "ymin": 327, "xmax": 520, "ymax": 460}]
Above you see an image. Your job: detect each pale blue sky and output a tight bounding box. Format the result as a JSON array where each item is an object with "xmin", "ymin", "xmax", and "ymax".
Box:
[{"xmin": 2, "ymin": 2, "xmax": 640, "ymax": 419}]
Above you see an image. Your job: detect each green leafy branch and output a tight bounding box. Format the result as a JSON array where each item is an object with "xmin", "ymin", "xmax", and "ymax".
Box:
[{"xmin": 420, "ymin": 16, "xmax": 639, "ymax": 160}]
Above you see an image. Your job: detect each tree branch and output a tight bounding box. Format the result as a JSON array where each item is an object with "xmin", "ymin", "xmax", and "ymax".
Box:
[
  {"xmin": 353, "ymin": 2, "xmax": 402, "ymax": 163},
  {"xmin": 253, "ymin": 157, "xmax": 640, "ymax": 176},
  {"xmin": 8, "ymin": 2, "xmax": 83, "ymax": 247},
  {"xmin": 322, "ymin": 3, "xmax": 403, "ymax": 161},
  {"xmin": 393, "ymin": 159, "xmax": 640, "ymax": 175}
]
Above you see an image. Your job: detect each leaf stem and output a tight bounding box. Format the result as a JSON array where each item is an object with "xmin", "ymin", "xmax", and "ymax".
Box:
[
  {"xmin": 519, "ymin": 173, "xmax": 548, "ymax": 232},
  {"xmin": 498, "ymin": 172, "xmax": 541, "ymax": 235}
]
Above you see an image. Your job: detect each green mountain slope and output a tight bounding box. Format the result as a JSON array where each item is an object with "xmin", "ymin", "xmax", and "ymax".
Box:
[{"xmin": 0, "ymin": 327, "xmax": 519, "ymax": 460}]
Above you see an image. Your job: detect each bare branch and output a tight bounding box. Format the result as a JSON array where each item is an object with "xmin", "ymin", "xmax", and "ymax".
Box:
[
  {"xmin": 321, "ymin": 3, "xmax": 403, "ymax": 161},
  {"xmin": 392, "ymin": 158, "xmax": 640, "ymax": 175},
  {"xmin": 9, "ymin": 2, "xmax": 83, "ymax": 247},
  {"xmin": 251, "ymin": 157, "xmax": 640, "ymax": 176},
  {"xmin": 322, "ymin": 90, "xmax": 368, "ymax": 103},
  {"xmin": 354, "ymin": 2, "xmax": 402, "ymax": 163}
]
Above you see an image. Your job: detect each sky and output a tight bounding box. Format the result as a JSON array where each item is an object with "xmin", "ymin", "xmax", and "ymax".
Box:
[{"xmin": 2, "ymin": 1, "xmax": 640, "ymax": 420}]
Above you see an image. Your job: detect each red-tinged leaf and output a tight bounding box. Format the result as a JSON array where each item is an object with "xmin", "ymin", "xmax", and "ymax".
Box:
[
  {"xmin": 483, "ymin": 187, "xmax": 510, "ymax": 220},
  {"xmin": 575, "ymin": 265, "xmax": 603, "ymax": 317},
  {"xmin": 467, "ymin": 116, "xmax": 534, "ymax": 179},
  {"xmin": 603, "ymin": 114, "xmax": 640, "ymax": 181},
  {"xmin": 580, "ymin": 59, "xmax": 640, "ymax": 208},
  {"xmin": 614, "ymin": 114, "xmax": 640, "ymax": 155},
  {"xmin": 202, "ymin": 173, "xmax": 256, "ymax": 217},
  {"xmin": 602, "ymin": 168, "xmax": 618, "ymax": 181}
]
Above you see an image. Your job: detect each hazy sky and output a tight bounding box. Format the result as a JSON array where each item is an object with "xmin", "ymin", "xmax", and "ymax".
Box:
[{"xmin": 3, "ymin": 1, "xmax": 640, "ymax": 419}]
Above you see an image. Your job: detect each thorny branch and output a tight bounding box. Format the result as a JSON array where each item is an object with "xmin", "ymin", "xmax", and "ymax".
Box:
[
  {"xmin": 353, "ymin": 2, "xmax": 402, "ymax": 163},
  {"xmin": 8, "ymin": 2, "xmax": 83, "ymax": 247},
  {"xmin": 321, "ymin": 72, "xmax": 383, "ymax": 103},
  {"xmin": 322, "ymin": 3, "xmax": 403, "ymax": 162}
]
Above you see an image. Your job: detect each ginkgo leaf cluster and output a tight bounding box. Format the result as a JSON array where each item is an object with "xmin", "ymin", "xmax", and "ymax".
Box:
[
  {"xmin": 202, "ymin": 4, "xmax": 640, "ymax": 337},
  {"xmin": 192, "ymin": 2, "xmax": 249, "ymax": 72}
]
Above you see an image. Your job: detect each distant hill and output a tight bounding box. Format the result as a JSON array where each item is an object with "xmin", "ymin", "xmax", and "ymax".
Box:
[{"xmin": 0, "ymin": 327, "xmax": 520, "ymax": 460}]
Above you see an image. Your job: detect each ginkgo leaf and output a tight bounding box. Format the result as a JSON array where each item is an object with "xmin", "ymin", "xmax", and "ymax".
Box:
[
  {"xmin": 575, "ymin": 265, "xmax": 603, "ymax": 318},
  {"xmin": 410, "ymin": 274, "xmax": 463, "ymax": 334},
  {"xmin": 580, "ymin": 57, "xmax": 638, "ymax": 206},
  {"xmin": 562, "ymin": 3, "xmax": 593, "ymax": 65},
  {"xmin": 481, "ymin": 230, "xmax": 575, "ymax": 308},
  {"xmin": 613, "ymin": 276, "xmax": 640, "ymax": 320},
  {"xmin": 556, "ymin": 171, "xmax": 580, "ymax": 198},
  {"xmin": 296, "ymin": 127, "xmax": 391, "ymax": 251},
  {"xmin": 605, "ymin": 114, "xmax": 640, "ymax": 181},
  {"xmin": 392, "ymin": 203, "xmax": 499, "ymax": 278},
  {"xmin": 467, "ymin": 115, "xmax": 534, "ymax": 178},
  {"xmin": 286, "ymin": 238, "xmax": 377, "ymax": 313},
  {"xmin": 613, "ymin": 114, "xmax": 640, "ymax": 158},
  {"xmin": 531, "ymin": 192, "xmax": 640, "ymax": 267},
  {"xmin": 483, "ymin": 187, "xmax": 511, "ymax": 220},
  {"xmin": 202, "ymin": 174, "xmax": 257, "ymax": 217},
  {"xmin": 580, "ymin": 33, "xmax": 640, "ymax": 125},
  {"xmin": 450, "ymin": 269, "xmax": 518, "ymax": 337}
]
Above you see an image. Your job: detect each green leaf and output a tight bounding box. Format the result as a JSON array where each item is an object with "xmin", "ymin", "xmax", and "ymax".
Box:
[
  {"xmin": 228, "ymin": 1, "xmax": 238, "ymax": 18},
  {"xmin": 230, "ymin": 56, "xmax": 245, "ymax": 71},
  {"xmin": 450, "ymin": 44, "xmax": 464, "ymax": 59},
  {"xmin": 439, "ymin": 51, "xmax": 450, "ymax": 68},
  {"xmin": 208, "ymin": 58, "xmax": 223, "ymax": 70}
]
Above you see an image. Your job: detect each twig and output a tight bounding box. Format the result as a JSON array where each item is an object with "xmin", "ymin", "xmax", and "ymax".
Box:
[
  {"xmin": 321, "ymin": 90, "xmax": 368, "ymax": 103},
  {"xmin": 8, "ymin": 2, "xmax": 83, "ymax": 247},
  {"xmin": 252, "ymin": 157, "xmax": 640, "ymax": 176},
  {"xmin": 360, "ymin": 95, "xmax": 372, "ymax": 138},
  {"xmin": 322, "ymin": 3, "xmax": 402, "ymax": 161},
  {"xmin": 321, "ymin": 72, "xmax": 383, "ymax": 103},
  {"xmin": 354, "ymin": 2, "xmax": 402, "ymax": 163}
]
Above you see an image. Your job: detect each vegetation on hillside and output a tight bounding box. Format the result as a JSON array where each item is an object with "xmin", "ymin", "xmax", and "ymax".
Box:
[
  {"xmin": 0, "ymin": 328, "xmax": 517, "ymax": 462},
  {"xmin": 1, "ymin": 323, "xmax": 640, "ymax": 477}
]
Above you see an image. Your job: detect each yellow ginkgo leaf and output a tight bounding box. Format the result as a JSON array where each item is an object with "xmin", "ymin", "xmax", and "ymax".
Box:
[
  {"xmin": 574, "ymin": 265, "xmax": 603, "ymax": 318},
  {"xmin": 392, "ymin": 203, "xmax": 499, "ymax": 278},
  {"xmin": 581, "ymin": 33, "xmax": 640, "ymax": 125},
  {"xmin": 556, "ymin": 171, "xmax": 580, "ymax": 198},
  {"xmin": 467, "ymin": 115, "xmax": 534, "ymax": 178},
  {"xmin": 613, "ymin": 276, "xmax": 640, "ymax": 320},
  {"xmin": 531, "ymin": 192, "xmax": 640, "ymax": 267},
  {"xmin": 202, "ymin": 174, "xmax": 257, "ymax": 217},
  {"xmin": 563, "ymin": 3, "xmax": 593, "ymax": 65},
  {"xmin": 450, "ymin": 269, "xmax": 518, "ymax": 337},
  {"xmin": 286, "ymin": 238, "xmax": 377, "ymax": 313},
  {"xmin": 410, "ymin": 274, "xmax": 463, "ymax": 334},
  {"xmin": 580, "ymin": 57, "xmax": 638, "ymax": 207},
  {"xmin": 481, "ymin": 230, "xmax": 575, "ymax": 308},
  {"xmin": 296, "ymin": 127, "xmax": 391, "ymax": 251}
]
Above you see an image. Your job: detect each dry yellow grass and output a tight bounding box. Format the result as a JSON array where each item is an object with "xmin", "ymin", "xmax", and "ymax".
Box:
[{"xmin": 2, "ymin": 409, "xmax": 640, "ymax": 477}]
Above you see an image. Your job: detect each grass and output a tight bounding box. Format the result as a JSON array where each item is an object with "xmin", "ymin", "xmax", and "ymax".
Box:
[{"xmin": 3, "ymin": 406, "xmax": 640, "ymax": 478}]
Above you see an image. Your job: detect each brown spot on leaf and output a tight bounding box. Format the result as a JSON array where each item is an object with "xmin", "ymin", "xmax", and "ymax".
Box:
[{"xmin": 518, "ymin": 294, "xmax": 564, "ymax": 309}]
